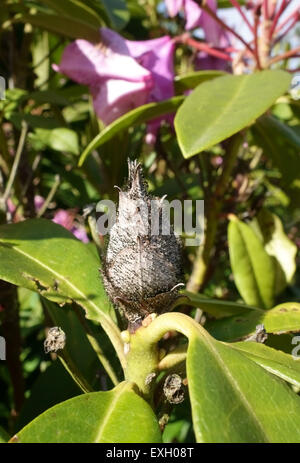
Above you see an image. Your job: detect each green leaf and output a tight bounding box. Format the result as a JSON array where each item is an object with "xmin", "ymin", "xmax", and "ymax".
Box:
[
  {"xmin": 78, "ymin": 96, "xmax": 184, "ymax": 166},
  {"xmin": 43, "ymin": 299, "xmax": 118, "ymax": 391},
  {"xmin": 32, "ymin": 128, "xmax": 79, "ymax": 154},
  {"xmin": 251, "ymin": 209, "xmax": 297, "ymax": 294},
  {"xmin": 228, "ymin": 217, "xmax": 276, "ymax": 309},
  {"xmin": 16, "ymin": 12, "xmax": 100, "ymax": 42},
  {"xmin": 9, "ymin": 114, "xmax": 61, "ymax": 130},
  {"xmin": 187, "ymin": 325, "xmax": 300, "ymax": 442},
  {"xmin": 0, "ymin": 426, "xmax": 9, "ymax": 443},
  {"xmin": 0, "ymin": 219, "xmax": 117, "ymax": 336},
  {"xmin": 181, "ymin": 290, "xmax": 260, "ymax": 318},
  {"xmin": 16, "ymin": 361, "xmax": 82, "ymax": 431},
  {"xmin": 174, "ymin": 70, "xmax": 226, "ymax": 93},
  {"xmin": 206, "ymin": 302, "xmax": 300, "ymax": 342},
  {"xmin": 38, "ymin": 0, "xmax": 103, "ymax": 29},
  {"xmin": 174, "ymin": 70, "xmax": 291, "ymax": 158},
  {"xmin": 232, "ymin": 341, "xmax": 300, "ymax": 388},
  {"xmin": 14, "ymin": 382, "xmax": 161, "ymax": 443},
  {"xmin": 252, "ymin": 115, "xmax": 300, "ymax": 184},
  {"xmin": 28, "ymin": 90, "xmax": 70, "ymax": 106},
  {"xmin": 100, "ymin": 0, "xmax": 129, "ymax": 29}
]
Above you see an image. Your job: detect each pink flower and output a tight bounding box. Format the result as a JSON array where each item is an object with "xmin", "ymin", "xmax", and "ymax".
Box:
[
  {"xmin": 53, "ymin": 28, "xmax": 154, "ymax": 125},
  {"xmin": 126, "ymin": 36, "xmax": 175, "ymax": 140},
  {"xmin": 34, "ymin": 195, "xmax": 45, "ymax": 212},
  {"xmin": 165, "ymin": 0, "xmax": 215, "ymax": 31},
  {"xmin": 54, "ymin": 29, "xmax": 176, "ymax": 140},
  {"xmin": 53, "ymin": 209, "xmax": 89, "ymax": 243},
  {"xmin": 126, "ymin": 36, "xmax": 175, "ymax": 103}
]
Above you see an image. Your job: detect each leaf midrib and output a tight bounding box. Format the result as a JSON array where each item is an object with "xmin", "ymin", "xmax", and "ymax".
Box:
[
  {"xmin": 185, "ymin": 75, "xmax": 248, "ymax": 154},
  {"xmin": 234, "ymin": 224, "xmax": 267, "ymax": 308},
  {"xmin": 191, "ymin": 330, "xmax": 271, "ymax": 443},
  {"xmin": 93, "ymin": 383, "xmax": 128, "ymax": 443},
  {"xmin": 0, "ymin": 241, "xmax": 111, "ymax": 324}
]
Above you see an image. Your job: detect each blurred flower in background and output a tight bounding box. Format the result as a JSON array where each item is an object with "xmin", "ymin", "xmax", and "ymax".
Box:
[
  {"xmin": 52, "ymin": 209, "xmax": 89, "ymax": 243},
  {"xmin": 126, "ymin": 35, "xmax": 176, "ymax": 142},
  {"xmin": 165, "ymin": 0, "xmax": 216, "ymax": 31},
  {"xmin": 54, "ymin": 28, "xmax": 176, "ymax": 139},
  {"xmin": 8, "ymin": 196, "xmax": 89, "ymax": 243},
  {"xmin": 53, "ymin": 28, "xmax": 154, "ymax": 124}
]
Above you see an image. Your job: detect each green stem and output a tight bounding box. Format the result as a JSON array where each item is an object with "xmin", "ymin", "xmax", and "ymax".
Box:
[
  {"xmin": 36, "ymin": 174, "xmax": 60, "ymax": 218},
  {"xmin": 73, "ymin": 305, "xmax": 120, "ymax": 386},
  {"xmin": 187, "ymin": 133, "xmax": 243, "ymax": 293},
  {"xmin": 1, "ymin": 121, "xmax": 28, "ymax": 207},
  {"xmin": 125, "ymin": 312, "xmax": 204, "ymax": 400},
  {"xmin": 157, "ymin": 345, "xmax": 187, "ymax": 371},
  {"xmin": 58, "ymin": 350, "xmax": 94, "ymax": 393}
]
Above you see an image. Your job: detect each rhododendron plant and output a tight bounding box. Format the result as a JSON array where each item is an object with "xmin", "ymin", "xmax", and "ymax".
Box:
[{"xmin": 0, "ymin": 0, "xmax": 300, "ymax": 446}]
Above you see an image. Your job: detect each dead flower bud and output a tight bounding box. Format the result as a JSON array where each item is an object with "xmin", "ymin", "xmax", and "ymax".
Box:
[
  {"xmin": 102, "ymin": 159, "xmax": 183, "ymax": 333},
  {"xmin": 44, "ymin": 327, "xmax": 66, "ymax": 354},
  {"xmin": 163, "ymin": 373, "xmax": 185, "ymax": 405}
]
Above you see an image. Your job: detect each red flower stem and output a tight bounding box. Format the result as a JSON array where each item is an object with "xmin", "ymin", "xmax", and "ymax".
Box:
[
  {"xmin": 254, "ymin": 11, "xmax": 262, "ymax": 69},
  {"xmin": 198, "ymin": 2, "xmax": 255, "ymax": 56},
  {"xmin": 268, "ymin": 0, "xmax": 289, "ymax": 39},
  {"xmin": 274, "ymin": 14, "xmax": 300, "ymax": 44},
  {"xmin": 179, "ymin": 36, "xmax": 233, "ymax": 61},
  {"xmin": 268, "ymin": 45, "xmax": 300, "ymax": 65},
  {"xmin": 275, "ymin": 8, "xmax": 299, "ymax": 33},
  {"xmin": 263, "ymin": 0, "xmax": 269, "ymax": 19},
  {"xmin": 228, "ymin": 0, "xmax": 254, "ymax": 32}
]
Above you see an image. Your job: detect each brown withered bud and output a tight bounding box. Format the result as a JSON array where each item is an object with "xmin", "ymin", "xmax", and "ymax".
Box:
[
  {"xmin": 44, "ymin": 327, "xmax": 66, "ymax": 354},
  {"xmin": 163, "ymin": 374, "xmax": 185, "ymax": 405},
  {"xmin": 101, "ymin": 159, "xmax": 183, "ymax": 333}
]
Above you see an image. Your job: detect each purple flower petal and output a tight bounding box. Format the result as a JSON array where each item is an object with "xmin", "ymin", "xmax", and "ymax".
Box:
[
  {"xmin": 127, "ymin": 36, "xmax": 175, "ymax": 102},
  {"xmin": 91, "ymin": 78, "xmax": 151, "ymax": 124},
  {"xmin": 71, "ymin": 226, "xmax": 89, "ymax": 243},
  {"xmin": 34, "ymin": 195, "xmax": 45, "ymax": 212},
  {"xmin": 126, "ymin": 36, "xmax": 175, "ymax": 140},
  {"xmin": 53, "ymin": 28, "xmax": 154, "ymax": 124},
  {"xmin": 165, "ymin": 0, "xmax": 184, "ymax": 17},
  {"xmin": 53, "ymin": 209, "xmax": 76, "ymax": 230},
  {"xmin": 54, "ymin": 29, "xmax": 153, "ymax": 85},
  {"xmin": 184, "ymin": 0, "xmax": 203, "ymax": 30}
]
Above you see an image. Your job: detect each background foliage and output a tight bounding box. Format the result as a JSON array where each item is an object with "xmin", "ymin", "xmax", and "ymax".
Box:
[{"xmin": 0, "ymin": 0, "xmax": 300, "ymax": 443}]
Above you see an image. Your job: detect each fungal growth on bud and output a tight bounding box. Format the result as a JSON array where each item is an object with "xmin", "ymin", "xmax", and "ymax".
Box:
[
  {"xmin": 44, "ymin": 327, "xmax": 66, "ymax": 354},
  {"xmin": 102, "ymin": 159, "xmax": 183, "ymax": 332}
]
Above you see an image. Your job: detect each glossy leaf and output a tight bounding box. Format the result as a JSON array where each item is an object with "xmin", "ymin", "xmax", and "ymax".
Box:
[
  {"xmin": 100, "ymin": 0, "xmax": 129, "ymax": 30},
  {"xmin": 32, "ymin": 128, "xmax": 79, "ymax": 155},
  {"xmin": 38, "ymin": 0, "xmax": 103, "ymax": 28},
  {"xmin": 0, "ymin": 219, "xmax": 116, "ymax": 329},
  {"xmin": 175, "ymin": 70, "xmax": 291, "ymax": 158},
  {"xmin": 252, "ymin": 115, "xmax": 300, "ymax": 184},
  {"xmin": 43, "ymin": 299, "xmax": 119, "ymax": 391},
  {"xmin": 228, "ymin": 217, "xmax": 276, "ymax": 309},
  {"xmin": 187, "ymin": 325, "xmax": 300, "ymax": 442},
  {"xmin": 78, "ymin": 96, "xmax": 184, "ymax": 166},
  {"xmin": 174, "ymin": 70, "xmax": 226, "ymax": 93},
  {"xmin": 251, "ymin": 209, "xmax": 297, "ymax": 294},
  {"xmin": 232, "ymin": 341, "xmax": 300, "ymax": 388},
  {"xmin": 13, "ymin": 382, "xmax": 161, "ymax": 443},
  {"xmin": 16, "ymin": 13, "xmax": 100, "ymax": 42},
  {"xmin": 181, "ymin": 290, "xmax": 260, "ymax": 318},
  {"xmin": 16, "ymin": 361, "xmax": 82, "ymax": 431},
  {"xmin": 0, "ymin": 426, "xmax": 9, "ymax": 443},
  {"xmin": 206, "ymin": 302, "xmax": 300, "ymax": 342}
]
